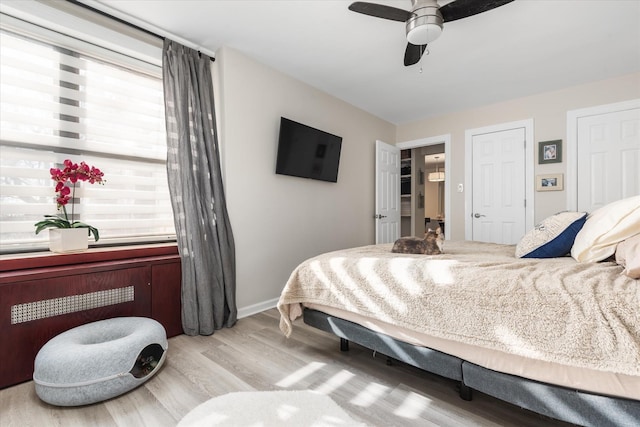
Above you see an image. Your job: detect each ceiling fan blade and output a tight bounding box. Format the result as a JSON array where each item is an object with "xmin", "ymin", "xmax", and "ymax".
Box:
[
  {"xmin": 348, "ymin": 2, "xmax": 413, "ymax": 23},
  {"xmin": 440, "ymin": 0, "xmax": 515, "ymax": 23},
  {"xmin": 404, "ymin": 43, "xmax": 427, "ymax": 67}
]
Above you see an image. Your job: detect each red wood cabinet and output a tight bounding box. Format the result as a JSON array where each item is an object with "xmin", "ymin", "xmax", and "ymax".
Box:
[{"xmin": 0, "ymin": 245, "xmax": 182, "ymax": 389}]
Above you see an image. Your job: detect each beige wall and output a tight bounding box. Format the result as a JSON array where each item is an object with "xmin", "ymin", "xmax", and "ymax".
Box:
[
  {"xmin": 214, "ymin": 47, "xmax": 395, "ymax": 314},
  {"xmin": 396, "ymin": 72, "xmax": 640, "ymax": 240}
]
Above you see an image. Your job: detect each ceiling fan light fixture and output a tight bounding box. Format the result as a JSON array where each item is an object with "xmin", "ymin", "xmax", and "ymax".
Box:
[{"xmin": 406, "ymin": 5, "xmax": 443, "ymax": 45}]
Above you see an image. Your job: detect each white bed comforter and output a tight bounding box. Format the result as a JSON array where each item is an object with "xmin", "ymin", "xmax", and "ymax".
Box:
[{"xmin": 278, "ymin": 241, "xmax": 640, "ymax": 376}]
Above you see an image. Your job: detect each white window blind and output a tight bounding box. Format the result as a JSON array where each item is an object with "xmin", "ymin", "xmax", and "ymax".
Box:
[{"xmin": 0, "ymin": 17, "xmax": 175, "ymax": 253}]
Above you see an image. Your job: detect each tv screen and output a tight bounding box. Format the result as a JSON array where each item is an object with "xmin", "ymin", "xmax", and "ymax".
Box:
[{"xmin": 276, "ymin": 117, "xmax": 342, "ymax": 183}]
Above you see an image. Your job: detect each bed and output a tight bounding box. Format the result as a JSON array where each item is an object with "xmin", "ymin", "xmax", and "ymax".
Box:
[{"xmin": 277, "ymin": 202, "xmax": 640, "ymax": 427}]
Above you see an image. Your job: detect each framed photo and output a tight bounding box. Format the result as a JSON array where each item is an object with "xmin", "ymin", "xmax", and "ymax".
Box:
[
  {"xmin": 536, "ymin": 173, "xmax": 564, "ymax": 192},
  {"xmin": 538, "ymin": 139, "xmax": 562, "ymax": 164}
]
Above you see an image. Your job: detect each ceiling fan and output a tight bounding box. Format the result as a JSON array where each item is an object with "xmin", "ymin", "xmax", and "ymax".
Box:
[{"xmin": 348, "ymin": 0, "xmax": 515, "ymax": 66}]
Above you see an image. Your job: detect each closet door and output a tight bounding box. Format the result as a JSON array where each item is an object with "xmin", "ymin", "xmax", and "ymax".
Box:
[{"xmin": 576, "ymin": 106, "xmax": 640, "ymax": 212}]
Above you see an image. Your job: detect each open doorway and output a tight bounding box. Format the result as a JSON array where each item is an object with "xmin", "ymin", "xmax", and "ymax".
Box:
[
  {"xmin": 423, "ymin": 151, "xmax": 445, "ymax": 236},
  {"xmin": 396, "ymin": 135, "xmax": 450, "ymax": 239},
  {"xmin": 399, "ymin": 145, "xmax": 446, "ymax": 237}
]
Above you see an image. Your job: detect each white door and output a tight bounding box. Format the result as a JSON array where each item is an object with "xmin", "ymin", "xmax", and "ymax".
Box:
[
  {"xmin": 576, "ymin": 107, "xmax": 640, "ymax": 212},
  {"xmin": 375, "ymin": 140, "xmax": 400, "ymax": 244},
  {"xmin": 471, "ymin": 128, "xmax": 527, "ymax": 244}
]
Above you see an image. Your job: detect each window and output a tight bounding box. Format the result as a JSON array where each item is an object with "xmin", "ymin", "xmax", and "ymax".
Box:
[{"xmin": 0, "ymin": 10, "xmax": 175, "ymax": 253}]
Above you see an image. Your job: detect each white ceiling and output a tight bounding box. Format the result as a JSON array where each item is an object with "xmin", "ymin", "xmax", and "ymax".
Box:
[{"xmin": 86, "ymin": 0, "xmax": 640, "ymax": 125}]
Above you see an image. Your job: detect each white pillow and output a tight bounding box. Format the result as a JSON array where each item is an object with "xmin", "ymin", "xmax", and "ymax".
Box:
[
  {"xmin": 571, "ymin": 196, "xmax": 640, "ymax": 262},
  {"xmin": 616, "ymin": 233, "xmax": 640, "ymax": 279}
]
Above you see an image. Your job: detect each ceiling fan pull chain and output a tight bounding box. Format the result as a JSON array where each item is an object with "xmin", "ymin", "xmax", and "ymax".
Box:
[{"xmin": 419, "ymin": 47, "xmax": 429, "ymax": 73}]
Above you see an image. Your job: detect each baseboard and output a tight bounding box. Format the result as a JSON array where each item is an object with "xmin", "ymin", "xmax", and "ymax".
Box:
[{"xmin": 237, "ymin": 297, "xmax": 279, "ymax": 319}]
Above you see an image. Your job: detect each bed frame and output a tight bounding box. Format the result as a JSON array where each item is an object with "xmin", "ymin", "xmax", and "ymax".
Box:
[{"xmin": 303, "ymin": 308, "xmax": 640, "ymax": 427}]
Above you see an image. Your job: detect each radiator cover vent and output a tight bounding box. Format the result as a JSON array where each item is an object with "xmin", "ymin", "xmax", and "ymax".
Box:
[{"xmin": 11, "ymin": 286, "xmax": 135, "ymax": 324}]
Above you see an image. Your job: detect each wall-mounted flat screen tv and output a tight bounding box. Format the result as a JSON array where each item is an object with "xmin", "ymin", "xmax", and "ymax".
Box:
[{"xmin": 275, "ymin": 117, "xmax": 342, "ymax": 183}]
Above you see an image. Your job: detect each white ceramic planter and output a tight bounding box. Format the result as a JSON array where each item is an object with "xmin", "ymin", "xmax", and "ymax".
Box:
[{"xmin": 49, "ymin": 228, "xmax": 89, "ymax": 253}]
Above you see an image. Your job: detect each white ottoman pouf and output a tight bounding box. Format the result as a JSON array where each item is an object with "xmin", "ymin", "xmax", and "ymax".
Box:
[{"xmin": 33, "ymin": 317, "xmax": 168, "ymax": 406}]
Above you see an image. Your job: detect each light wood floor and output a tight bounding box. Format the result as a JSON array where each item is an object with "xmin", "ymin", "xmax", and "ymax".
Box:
[{"xmin": 0, "ymin": 308, "xmax": 575, "ymax": 427}]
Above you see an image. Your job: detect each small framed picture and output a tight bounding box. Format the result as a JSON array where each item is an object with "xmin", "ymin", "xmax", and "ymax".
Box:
[
  {"xmin": 536, "ymin": 173, "xmax": 564, "ymax": 191},
  {"xmin": 538, "ymin": 140, "xmax": 562, "ymax": 164}
]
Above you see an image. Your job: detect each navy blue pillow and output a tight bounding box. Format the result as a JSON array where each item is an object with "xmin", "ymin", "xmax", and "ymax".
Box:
[{"xmin": 516, "ymin": 212, "xmax": 587, "ymax": 258}]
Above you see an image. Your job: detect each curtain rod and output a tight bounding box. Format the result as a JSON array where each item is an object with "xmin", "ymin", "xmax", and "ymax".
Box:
[{"xmin": 65, "ymin": 0, "xmax": 215, "ymax": 61}]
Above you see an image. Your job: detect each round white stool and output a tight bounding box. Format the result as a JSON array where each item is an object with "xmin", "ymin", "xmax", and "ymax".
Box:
[{"xmin": 33, "ymin": 317, "xmax": 168, "ymax": 406}]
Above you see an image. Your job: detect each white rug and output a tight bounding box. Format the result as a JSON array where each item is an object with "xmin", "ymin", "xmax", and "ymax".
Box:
[{"xmin": 177, "ymin": 390, "xmax": 366, "ymax": 427}]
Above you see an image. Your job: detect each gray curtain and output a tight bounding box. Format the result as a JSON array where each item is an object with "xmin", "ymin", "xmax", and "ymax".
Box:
[{"xmin": 162, "ymin": 39, "xmax": 237, "ymax": 335}]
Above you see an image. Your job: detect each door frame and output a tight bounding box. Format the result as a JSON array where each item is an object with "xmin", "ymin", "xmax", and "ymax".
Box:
[
  {"xmin": 566, "ymin": 98, "xmax": 640, "ymax": 211},
  {"xmin": 464, "ymin": 119, "xmax": 535, "ymax": 240},
  {"xmin": 396, "ymin": 134, "xmax": 451, "ymax": 240}
]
